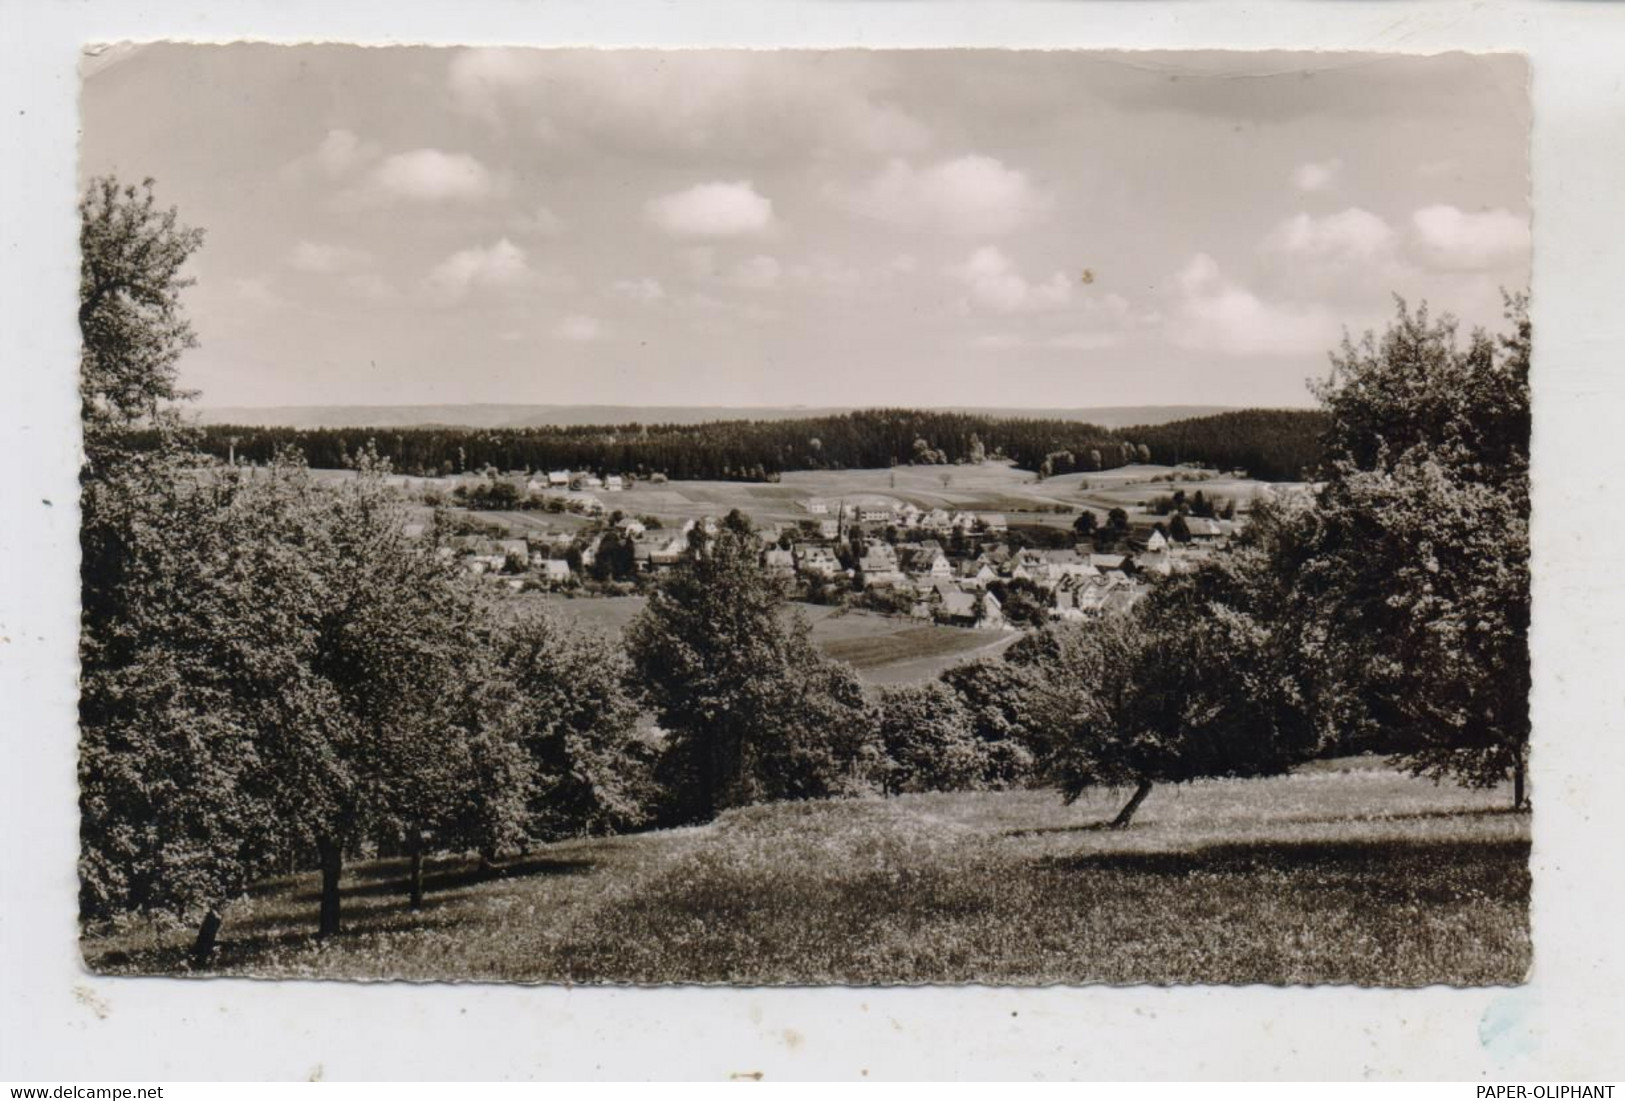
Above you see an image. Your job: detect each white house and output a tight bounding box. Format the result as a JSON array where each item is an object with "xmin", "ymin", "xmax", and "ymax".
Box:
[
  {"xmin": 547, "ymin": 470, "xmax": 571, "ymax": 487},
  {"xmin": 604, "ymin": 475, "xmax": 625, "ymax": 493}
]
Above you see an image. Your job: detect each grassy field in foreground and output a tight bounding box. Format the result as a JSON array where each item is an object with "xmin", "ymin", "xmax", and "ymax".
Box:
[{"xmin": 84, "ymin": 764, "xmax": 1529, "ymax": 986}]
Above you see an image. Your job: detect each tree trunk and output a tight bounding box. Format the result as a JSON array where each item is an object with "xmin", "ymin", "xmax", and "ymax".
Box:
[
  {"xmin": 408, "ymin": 847, "xmax": 425, "ymax": 911},
  {"xmin": 1513, "ymin": 751, "xmax": 1527, "ymax": 811},
  {"xmin": 1108, "ymin": 780, "xmax": 1154, "ymax": 830},
  {"xmin": 317, "ymin": 839, "xmax": 343, "ymax": 938},
  {"xmin": 191, "ymin": 909, "xmax": 222, "ymax": 969}
]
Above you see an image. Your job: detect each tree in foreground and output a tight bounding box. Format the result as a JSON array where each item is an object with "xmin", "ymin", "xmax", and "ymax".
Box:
[
  {"xmin": 626, "ymin": 511, "xmax": 872, "ymax": 821},
  {"xmin": 1301, "ymin": 296, "xmax": 1531, "ymax": 806},
  {"xmin": 80, "ymin": 449, "xmax": 513, "ymax": 955},
  {"xmin": 1013, "ymin": 553, "xmax": 1322, "ymax": 828}
]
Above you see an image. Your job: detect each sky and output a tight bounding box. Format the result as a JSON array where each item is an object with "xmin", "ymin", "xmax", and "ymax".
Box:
[{"xmin": 79, "ymin": 46, "xmax": 1531, "ymax": 411}]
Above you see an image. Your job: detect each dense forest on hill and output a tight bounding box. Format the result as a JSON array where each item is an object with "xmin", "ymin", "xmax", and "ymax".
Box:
[
  {"xmin": 1128, "ymin": 409, "xmax": 1330, "ymax": 482},
  {"xmin": 156, "ymin": 407, "xmax": 1328, "ymax": 483}
]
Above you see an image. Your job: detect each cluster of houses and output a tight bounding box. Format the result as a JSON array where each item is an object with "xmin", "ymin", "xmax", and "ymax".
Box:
[
  {"xmin": 799, "ymin": 498, "xmax": 1008, "ymax": 535},
  {"xmin": 428, "ymin": 492, "xmax": 1244, "ymax": 626},
  {"xmin": 784, "ymin": 536, "xmax": 1149, "ymax": 626},
  {"xmin": 525, "ymin": 470, "xmax": 626, "ymax": 495}
]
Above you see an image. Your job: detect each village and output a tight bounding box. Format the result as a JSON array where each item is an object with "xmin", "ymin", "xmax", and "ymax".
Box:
[{"xmin": 423, "ymin": 465, "xmax": 1249, "ymax": 630}]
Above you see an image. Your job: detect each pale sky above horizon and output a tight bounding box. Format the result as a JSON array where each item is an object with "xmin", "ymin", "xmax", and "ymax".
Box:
[{"xmin": 79, "ymin": 46, "xmax": 1531, "ymax": 410}]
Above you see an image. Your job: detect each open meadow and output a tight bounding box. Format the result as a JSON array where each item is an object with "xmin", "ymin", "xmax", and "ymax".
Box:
[
  {"xmin": 565, "ymin": 461, "xmax": 1300, "ymax": 530},
  {"xmin": 534, "ymin": 595, "xmax": 1012, "ymax": 684},
  {"xmin": 82, "ymin": 761, "xmax": 1529, "ymax": 986}
]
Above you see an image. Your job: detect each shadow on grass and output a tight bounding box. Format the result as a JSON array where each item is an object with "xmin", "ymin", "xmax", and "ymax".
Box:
[
  {"xmin": 86, "ymin": 853, "xmax": 602, "ymax": 976},
  {"xmin": 1039, "ymin": 836, "xmax": 1531, "ymax": 906},
  {"xmin": 1003, "ymin": 805, "xmax": 1524, "ymax": 839},
  {"xmin": 288, "ymin": 855, "xmax": 597, "ymax": 903}
]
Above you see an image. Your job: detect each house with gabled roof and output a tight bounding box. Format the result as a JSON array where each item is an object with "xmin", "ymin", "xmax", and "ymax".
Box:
[{"xmin": 794, "ymin": 544, "xmax": 842, "ymax": 579}]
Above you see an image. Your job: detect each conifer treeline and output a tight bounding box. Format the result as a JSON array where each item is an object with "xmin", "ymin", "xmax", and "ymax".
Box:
[
  {"xmin": 163, "ymin": 407, "xmax": 1327, "ymax": 482},
  {"xmin": 1127, "ymin": 409, "xmax": 1330, "ymax": 482}
]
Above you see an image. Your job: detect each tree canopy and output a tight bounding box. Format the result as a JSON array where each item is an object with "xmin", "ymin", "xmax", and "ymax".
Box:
[
  {"xmin": 625, "ymin": 511, "xmax": 871, "ymax": 820},
  {"xmin": 79, "ymin": 176, "xmax": 204, "ymax": 458},
  {"xmin": 1300, "ymin": 296, "xmax": 1531, "ymax": 803}
]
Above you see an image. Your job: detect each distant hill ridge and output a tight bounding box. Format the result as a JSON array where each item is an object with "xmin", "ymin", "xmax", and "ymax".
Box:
[{"xmin": 191, "ymin": 403, "xmax": 1255, "ymax": 431}]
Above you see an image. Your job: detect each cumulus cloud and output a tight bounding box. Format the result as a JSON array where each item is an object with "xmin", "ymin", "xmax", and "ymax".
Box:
[
  {"xmin": 947, "ymin": 246, "xmax": 1072, "ymax": 314},
  {"xmin": 841, "ymin": 155, "xmax": 1049, "ymax": 237},
  {"xmin": 281, "ymin": 128, "xmax": 381, "ymax": 183},
  {"xmin": 1292, "ymin": 158, "xmax": 1342, "ymax": 193},
  {"xmin": 1168, "ymin": 253, "xmax": 1336, "ymax": 357},
  {"xmin": 646, "ymin": 181, "xmax": 774, "ymax": 238},
  {"xmin": 286, "ymin": 240, "xmax": 372, "ymax": 273},
  {"xmin": 1409, "ymin": 204, "xmax": 1530, "ymax": 271},
  {"xmin": 611, "ymin": 277, "xmax": 665, "ymax": 303},
  {"xmin": 425, "ymin": 238, "xmax": 530, "ymax": 302},
  {"xmin": 553, "ymin": 314, "xmax": 604, "ymax": 342},
  {"xmin": 1260, "ymin": 208, "xmax": 1396, "ymax": 264},
  {"xmin": 358, "ymin": 149, "xmax": 505, "ymax": 204}
]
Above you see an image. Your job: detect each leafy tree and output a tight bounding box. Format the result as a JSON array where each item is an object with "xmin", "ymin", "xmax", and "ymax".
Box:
[
  {"xmin": 1014, "ymin": 553, "xmax": 1321, "ymax": 827},
  {"xmin": 490, "ymin": 610, "xmax": 657, "ymax": 843},
  {"xmin": 874, "ymin": 683, "xmax": 983, "ymax": 794},
  {"xmin": 1168, "ymin": 513, "xmax": 1192, "ymax": 544},
  {"xmin": 938, "ymin": 660, "xmax": 1038, "ymax": 788},
  {"xmin": 591, "ymin": 528, "xmax": 636, "ymax": 582},
  {"xmin": 81, "ymin": 442, "xmax": 516, "ymax": 955},
  {"xmin": 1072, "ymin": 510, "xmax": 1097, "ymax": 537},
  {"xmin": 987, "ymin": 577, "xmax": 1050, "ymax": 629},
  {"xmin": 80, "ymin": 455, "xmax": 325, "ymax": 959},
  {"xmin": 1298, "ymin": 296, "xmax": 1531, "ymax": 805},
  {"xmin": 79, "ymin": 176, "xmax": 205, "ymax": 460},
  {"xmin": 625, "ymin": 514, "xmax": 868, "ymax": 820}
]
